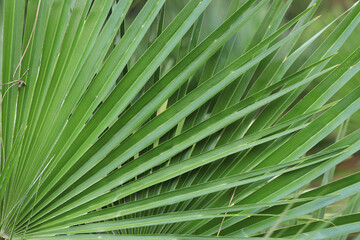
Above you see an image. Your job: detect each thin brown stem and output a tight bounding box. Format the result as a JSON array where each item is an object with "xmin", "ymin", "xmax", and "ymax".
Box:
[
  {"xmin": 13, "ymin": 0, "xmax": 42, "ymax": 78},
  {"xmin": 1, "ymin": 83, "xmax": 18, "ymax": 104},
  {"xmin": 217, "ymin": 186, "xmax": 237, "ymax": 236},
  {"xmin": 0, "ymin": 68, "xmax": 29, "ymax": 166},
  {"xmin": 0, "ymin": 81, "xmax": 21, "ymax": 86}
]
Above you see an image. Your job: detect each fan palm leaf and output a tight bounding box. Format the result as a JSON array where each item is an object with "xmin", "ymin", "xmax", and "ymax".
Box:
[{"xmin": 1, "ymin": 0, "xmax": 360, "ymax": 239}]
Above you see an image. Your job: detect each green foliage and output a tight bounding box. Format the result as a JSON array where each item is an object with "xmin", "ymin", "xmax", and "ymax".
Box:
[{"xmin": 0, "ymin": 0, "xmax": 359, "ymax": 239}]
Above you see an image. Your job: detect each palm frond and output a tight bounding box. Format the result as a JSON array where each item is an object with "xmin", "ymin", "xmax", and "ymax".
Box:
[{"xmin": 1, "ymin": 0, "xmax": 360, "ymax": 239}]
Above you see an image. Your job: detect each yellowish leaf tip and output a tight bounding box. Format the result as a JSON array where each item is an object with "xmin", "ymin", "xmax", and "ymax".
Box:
[{"xmin": 329, "ymin": 52, "xmax": 338, "ymax": 58}]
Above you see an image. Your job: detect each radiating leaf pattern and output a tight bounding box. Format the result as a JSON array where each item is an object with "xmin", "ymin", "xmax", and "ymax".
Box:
[{"xmin": 0, "ymin": 0, "xmax": 359, "ymax": 239}]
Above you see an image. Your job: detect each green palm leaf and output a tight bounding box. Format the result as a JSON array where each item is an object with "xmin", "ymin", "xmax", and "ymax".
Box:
[{"xmin": 1, "ymin": 0, "xmax": 359, "ymax": 239}]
